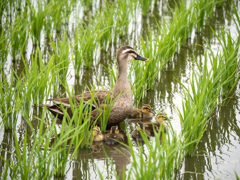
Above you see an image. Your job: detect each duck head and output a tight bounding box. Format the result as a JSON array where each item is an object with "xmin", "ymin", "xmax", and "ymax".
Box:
[
  {"xmin": 156, "ymin": 114, "xmax": 167, "ymax": 123},
  {"xmin": 141, "ymin": 104, "xmax": 153, "ymax": 115},
  {"xmin": 116, "ymin": 46, "xmax": 149, "ymax": 80},
  {"xmin": 110, "ymin": 126, "xmax": 119, "ymax": 134},
  {"xmin": 155, "ymin": 115, "xmax": 167, "ymax": 133},
  {"xmin": 117, "ymin": 46, "xmax": 149, "ymax": 63},
  {"xmin": 136, "ymin": 122, "xmax": 145, "ymax": 131},
  {"xmin": 93, "ymin": 126, "xmax": 102, "ymax": 135}
]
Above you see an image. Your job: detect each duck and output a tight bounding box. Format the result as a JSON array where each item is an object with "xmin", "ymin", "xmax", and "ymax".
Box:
[
  {"xmin": 128, "ymin": 104, "xmax": 153, "ymax": 118},
  {"xmin": 155, "ymin": 114, "xmax": 167, "ymax": 133},
  {"xmin": 89, "ymin": 126, "xmax": 104, "ymax": 142},
  {"xmin": 41, "ymin": 46, "xmax": 149, "ymax": 128},
  {"xmin": 132, "ymin": 123, "xmax": 151, "ymax": 141},
  {"xmin": 143, "ymin": 114, "xmax": 167, "ymax": 135},
  {"xmin": 104, "ymin": 126, "xmax": 124, "ymax": 145}
]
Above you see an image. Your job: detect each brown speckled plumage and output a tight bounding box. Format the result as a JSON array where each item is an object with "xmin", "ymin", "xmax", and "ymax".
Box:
[
  {"xmin": 128, "ymin": 104, "xmax": 153, "ymax": 118},
  {"xmin": 41, "ymin": 46, "xmax": 149, "ymax": 128}
]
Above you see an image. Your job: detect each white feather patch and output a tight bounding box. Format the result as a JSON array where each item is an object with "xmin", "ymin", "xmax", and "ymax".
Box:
[{"xmin": 122, "ymin": 49, "xmax": 135, "ymax": 54}]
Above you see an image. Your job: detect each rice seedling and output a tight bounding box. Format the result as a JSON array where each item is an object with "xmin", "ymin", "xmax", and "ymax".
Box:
[
  {"xmin": 177, "ymin": 28, "xmax": 240, "ymax": 154},
  {"xmin": 0, "ymin": 109, "xmax": 60, "ymax": 179},
  {"xmin": 74, "ymin": 22, "xmax": 99, "ymax": 69},
  {"xmin": 62, "ymin": 1, "xmax": 73, "ymax": 25},
  {"xmin": 49, "ymin": 55, "xmax": 61, "ymax": 97},
  {"xmin": 99, "ymin": 126, "xmax": 186, "ymax": 180},
  {"xmin": 0, "ymin": 70, "xmax": 22, "ymax": 131},
  {"xmin": 0, "ymin": 25, "xmax": 9, "ymax": 68},
  {"xmin": 114, "ymin": 0, "xmax": 131, "ymax": 40},
  {"xmin": 73, "ymin": 28, "xmax": 83, "ymax": 76},
  {"xmin": 44, "ymin": 13, "xmax": 52, "ymax": 39},
  {"xmin": 98, "ymin": 91, "xmax": 121, "ymax": 133},
  {"xmin": 52, "ymin": 115, "xmax": 75, "ymax": 177},
  {"xmin": 235, "ymin": 171, "xmax": 240, "ymax": 180},
  {"xmin": 176, "ymin": 57, "xmax": 220, "ymax": 155},
  {"xmin": 0, "ymin": 1, "xmax": 7, "ymax": 25},
  {"xmin": 21, "ymin": 47, "xmax": 53, "ymax": 106},
  {"xmin": 0, "ymin": 104, "xmax": 91, "ymax": 179},
  {"xmin": 50, "ymin": 0, "xmax": 72, "ymax": 32},
  {"xmin": 208, "ymin": 28, "xmax": 240, "ymax": 96},
  {"xmin": 194, "ymin": 0, "xmax": 224, "ymax": 33},
  {"xmin": 81, "ymin": 0, "xmax": 93, "ymax": 9},
  {"xmin": 50, "ymin": 32, "xmax": 70, "ymax": 83},
  {"xmin": 10, "ymin": 14, "xmax": 29, "ymax": 61},
  {"xmin": 12, "ymin": 111, "xmax": 57, "ymax": 180},
  {"xmin": 130, "ymin": 0, "xmax": 224, "ymax": 101},
  {"xmin": 96, "ymin": 2, "xmax": 115, "ymax": 51},
  {"xmin": 28, "ymin": 0, "xmax": 51, "ymax": 46},
  {"xmin": 101, "ymin": 63, "xmax": 117, "ymax": 89},
  {"xmin": 139, "ymin": 0, "xmax": 152, "ymax": 17},
  {"xmin": 59, "ymin": 83, "xmax": 93, "ymax": 149}
]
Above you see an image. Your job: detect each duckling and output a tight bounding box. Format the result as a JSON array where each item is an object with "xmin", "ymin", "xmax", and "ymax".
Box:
[
  {"xmin": 132, "ymin": 123, "xmax": 151, "ymax": 141},
  {"xmin": 89, "ymin": 126, "xmax": 104, "ymax": 142},
  {"xmin": 155, "ymin": 114, "xmax": 167, "ymax": 133},
  {"xmin": 128, "ymin": 104, "xmax": 153, "ymax": 118},
  {"xmin": 105, "ymin": 126, "xmax": 124, "ymax": 145},
  {"xmin": 140, "ymin": 113, "xmax": 167, "ymax": 135}
]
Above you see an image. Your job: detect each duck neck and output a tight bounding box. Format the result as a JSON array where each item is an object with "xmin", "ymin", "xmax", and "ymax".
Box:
[
  {"xmin": 113, "ymin": 61, "xmax": 131, "ymax": 97},
  {"xmin": 117, "ymin": 62, "xmax": 128, "ymax": 80}
]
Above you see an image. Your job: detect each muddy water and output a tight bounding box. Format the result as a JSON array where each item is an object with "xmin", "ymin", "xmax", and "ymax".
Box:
[{"xmin": 1, "ymin": 0, "xmax": 240, "ymax": 179}]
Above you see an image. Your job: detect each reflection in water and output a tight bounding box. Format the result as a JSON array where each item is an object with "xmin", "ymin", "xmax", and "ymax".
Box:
[
  {"xmin": 0, "ymin": 132, "xmax": 15, "ymax": 177},
  {"xmin": 72, "ymin": 132, "xmax": 130, "ymax": 180},
  {"xmin": 179, "ymin": 96, "xmax": 240, "ymax": 180},
  {"xmin": 1, "ymin": 0, "xmax": 240, "ymax": 179}
]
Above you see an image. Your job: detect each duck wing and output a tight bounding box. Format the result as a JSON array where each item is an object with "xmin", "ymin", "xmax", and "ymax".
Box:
[{"xmin": 47, "ymin": 90, "xmax": 112, "ymax": 107}]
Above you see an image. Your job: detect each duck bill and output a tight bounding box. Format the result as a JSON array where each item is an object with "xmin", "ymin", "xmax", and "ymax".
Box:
[
  {"xmin": 98, "ymin": 131, "xmax": 102, "ymax": 135},
  {"xmin": 135, "ymin": 54, "xmax": 149, "ymax": 61}
]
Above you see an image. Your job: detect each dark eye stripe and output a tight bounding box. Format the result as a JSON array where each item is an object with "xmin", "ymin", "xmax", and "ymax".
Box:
[{"xmin": 125, "ymin": 50, "xmax": 137, "ymax": 55}]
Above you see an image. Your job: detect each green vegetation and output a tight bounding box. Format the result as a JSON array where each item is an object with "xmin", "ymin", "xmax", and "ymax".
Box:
[
  {"xmin": 0, "ymin": 0, "xmax": 239, "ymax": 179},
  {"xmin": 0, "ymin": 70, "xmax": 21, "ymax": 131}
]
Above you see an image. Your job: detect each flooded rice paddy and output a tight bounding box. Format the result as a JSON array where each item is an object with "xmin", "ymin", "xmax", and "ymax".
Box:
[{"xmin": 0, "ymin": 0, "xmax": 240, "ymax": 179}]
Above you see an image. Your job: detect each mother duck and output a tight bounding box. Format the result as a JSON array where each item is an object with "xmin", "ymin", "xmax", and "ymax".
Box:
[{"xmin": 43, "ymin": 46, "xmax": 149, "ymax": 128}]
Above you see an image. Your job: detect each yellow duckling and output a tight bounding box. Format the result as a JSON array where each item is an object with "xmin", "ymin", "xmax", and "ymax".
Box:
[
  {"xmin": 132, "ymin": 123, "xmax": 151, "ymax": 141},
  {"xmin": 105, "ymin": 126, "xmax": 124, "ymax": 145},
  {"xmin": 89, "ymin": 126, "xmax": 104, "ymax": 142},
  {"xmin": 128, "ymin": 104, "xmax": 153, "ymax": 118}
]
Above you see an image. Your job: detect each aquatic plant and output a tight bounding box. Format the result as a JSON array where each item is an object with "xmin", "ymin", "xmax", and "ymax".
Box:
[
  {"xmin": 51, "ymin": 0, "xmax": 64, "ymax": 32},
  {"xmin": 10, "ymin": 15, "xmax": 29, "ymax": 61},
  {"xmin": 177, "ymin": 26, "xmax": 240, "ymax": 154},
  {"xmin": 0, "ymin": 70, "xmax": 21, "ymax": 131},
  {"xmin": 131, "ymin": 0, "xmax": 224, "ymax": 101},
  {"xmin": 28, "ymin": 1, "xmax": 50, "ymax": 46},
  {"xmin": 209, "ymin": 28, "xmax": 240, "ymax": 96},
  {"xmin": 194, "ymin": 0, "xmax": 224, "ymax": 33},
  {"xmin": 0, "ymin": 25, "xmax": 9, "ymax": 68},
  {"xmin": 113, "ymin": 0, "xmax": 131, "ymax": 41},
  {"xmin": 176, "ymin": 56, "xmax": 221, "ymax": 154},
  {"xmin": 96, "ymin": 2, "xmax": 115, "ymax": 51},
  {"xmin": 99, "ymin": 127, "xmax": 185, "ymax": 180},
  {"xmin": 74, "ymin": 22, "xmax": 99, "ymax": 69},
  {"xmin": 139, "ymin": 0, "xmax": 152, "ymax": 17},
  {"xmin": 50, "ymin": 32, "xmax": 70, "ymax": 82},
  {"xmin": 98, "ymin": 91, "xmax": 121, "ymax": 133},
  {"xmin": 21, "ymin": 47, "xmax": 53, "ymax": 107}
]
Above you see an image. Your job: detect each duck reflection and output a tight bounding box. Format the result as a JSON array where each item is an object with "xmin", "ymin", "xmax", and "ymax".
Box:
[{"xmin": 73, "ymin": 130, "xmax": 129, "ymax": 180}]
